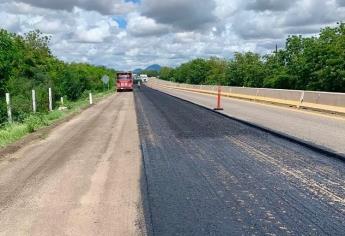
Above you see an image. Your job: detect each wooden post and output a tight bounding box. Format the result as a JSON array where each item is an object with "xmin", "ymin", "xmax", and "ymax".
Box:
[
  {"xmin": 89, "ymin": 93, "xmax": 93, "ymax": 105},
  {"xmin": 48, "ymin": 88, "xmax": 52, "ymax": 111},
  {"xmin": 32, "ymin": 90, "xmax": 36, "ymax": 113},
  {"xmin": 6, "ymin": 93, "xmax": 12, "ymax": 123}
]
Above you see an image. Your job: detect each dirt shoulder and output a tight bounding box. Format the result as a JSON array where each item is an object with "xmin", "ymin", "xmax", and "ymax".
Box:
[
  {"xmin": 0, "ymin": 92, "xmax": 145, "ymax": 235},
  {"xmin": 0, "ymin": 92, "xmax": 114, "ymax": 159}
]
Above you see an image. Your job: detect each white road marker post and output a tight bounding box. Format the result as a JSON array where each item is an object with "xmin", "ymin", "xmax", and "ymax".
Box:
[
  {"xmin": 255, "ymin": 89, "xmax": 260, "ymax": 101},
  {"xmin": 89, "ymin": 93, "xmax": 93, "ymax": 105},
  {"xmin": 6, "ymin": 93, "xmax": 12, "ymax": 123},
  {"xmin": 32, "ymin": 89, "xmax": 36, "ymax": 113},
  {"xmin": 60, "ymin": 96, "xmax": 64, "ymax": 106},
  {"xmin": 48, "ymin": 87, "xmax": 53, "ymax": 112},
  {"xmin": 298, "ymin": 91, "xmax": 305, "ymax": 109}
]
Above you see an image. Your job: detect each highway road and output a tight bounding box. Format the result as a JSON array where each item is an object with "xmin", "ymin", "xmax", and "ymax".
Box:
[
  {"xmin": 0, "ymin": 86, "xmax": 344, "ymax": 235},
  {"xmin": 0, "ymin": 93, "xmax": 145, "ymax": 236},
  {"xmin": 150, "ymin": 84, "xmax": 345, "ymax": 156},
  {"xmin": 136, "ymin": 86, "xmax": 345, "ymax": 235}
]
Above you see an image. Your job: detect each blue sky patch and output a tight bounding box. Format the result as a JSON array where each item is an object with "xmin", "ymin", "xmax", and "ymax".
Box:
[
  {"xmin": 125, "ymin": 0, "xmax": 140, "ymax": 3},
  {"xmin": 113, "ymin": 16, "xmax": 127, "ymax": 29}
]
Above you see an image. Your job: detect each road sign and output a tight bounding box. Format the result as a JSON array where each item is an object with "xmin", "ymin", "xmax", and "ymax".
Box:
[{"xmin": 101, "ymin": 75, "xmax": 109, "ymax": 84}]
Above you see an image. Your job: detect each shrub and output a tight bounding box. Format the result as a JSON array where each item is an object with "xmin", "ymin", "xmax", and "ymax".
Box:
[{"xmin": 24, "ymin": 115, "xmax": 44, "ymax": 133}]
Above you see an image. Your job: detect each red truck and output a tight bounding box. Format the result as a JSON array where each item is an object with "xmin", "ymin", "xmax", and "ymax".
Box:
[{"xmin": 116, "ymin": 72, "xmax": 133, "ymax": 92}]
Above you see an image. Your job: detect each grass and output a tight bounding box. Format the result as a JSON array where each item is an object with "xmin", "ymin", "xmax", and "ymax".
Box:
[
  {"xmin": 0, "ymin": 89, "xmax": 115, "ymax": 148},
  {"xmin": 0, "ymin": 124, "xmax": 28, "ymax": 147}
]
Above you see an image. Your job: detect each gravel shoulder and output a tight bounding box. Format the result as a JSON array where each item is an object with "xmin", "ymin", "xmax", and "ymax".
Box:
[{"xmin": 0, "ymin": 92, "xmax": 145, "ymax": 236}]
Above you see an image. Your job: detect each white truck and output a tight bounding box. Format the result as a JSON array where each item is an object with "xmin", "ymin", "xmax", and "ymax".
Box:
[{"xmin": 139, "ymin": 74, "xmax": 148, "ymax": 82}]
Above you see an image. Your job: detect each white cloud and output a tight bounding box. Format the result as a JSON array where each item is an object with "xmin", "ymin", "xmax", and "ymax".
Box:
[
  {"xmin": 141, "ymin": 0, "xmax": 217, "ymax": 31},
  {"xmin": 337, "ymin": 0, "xmax": 345, "ymax": 6},
  {"xmin": 35, "ymin": 19, "xmax": 65, "ymax": 33},
  {"xmin": 246, "ymin": 0, "xmax": 297, "ymax": 12},
  {"xmin": 0, "ymin": 0, "xmax": 344, "ymax": 70},
  {"xmin": 13, "ymin": 0, "xmax": 137, "ymax": 15},
  {"xmin": 127, "ymin": 13, "xmax": 171, "ymax": 37},
  {"xmin": 231, "ymin": 11, "xmax": 284, "ymax": 40},
  {"xmin": 74, "ymin": 26, "xmax": 110, "ymax": 43},
  {"xmin": 174, "ymin": 32, "xmax": 200, "ymax": 44}
]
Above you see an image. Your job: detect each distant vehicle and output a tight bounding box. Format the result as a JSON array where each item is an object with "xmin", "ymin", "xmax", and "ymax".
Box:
[
  {"xmin": 133, "ymin": 74, "xmax": 142, "ymax": 86},
  {"xmin": 139, "ymin": 74, "xmax": 149, "ymax": 82},
  {"xmin": 116, "ymin": 72, "xmax": 133, "ymax": 92}
]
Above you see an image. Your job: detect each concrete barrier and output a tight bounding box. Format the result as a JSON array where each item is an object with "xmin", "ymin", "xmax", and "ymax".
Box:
[{"xmin": 149, "ymin": 79, "xmax": 345, "ymax": 115}]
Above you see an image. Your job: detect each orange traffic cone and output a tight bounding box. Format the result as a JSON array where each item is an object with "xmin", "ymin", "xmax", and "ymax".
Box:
[{"xmin": 214, "ymin": 85, "xmax": 224, "ymax": 111}]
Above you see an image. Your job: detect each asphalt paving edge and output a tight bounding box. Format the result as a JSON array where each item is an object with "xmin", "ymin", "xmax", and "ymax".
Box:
[
  {"xmin": 139, "ymin": 140, "xmax": 155, "ymax": 236},
  {"xmin": 147, "ymin": 85, "xmax": 345, "ymax": 163},
  {"xmin": 133, "ymin": 90, "xmax": 155, "ymax": 236}
]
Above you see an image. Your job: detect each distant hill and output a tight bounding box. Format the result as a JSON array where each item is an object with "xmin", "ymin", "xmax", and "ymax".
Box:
[
  {"xmin": 133, "ymin": 68, "xmax": 143, "ymax": 74},
  {"xmin": 145, "ymin": 64, "xmax": 161, "ymax": 71},
  {"xmin": 133, "ymin": 64, "xmax": 161, "ymax": 74}
]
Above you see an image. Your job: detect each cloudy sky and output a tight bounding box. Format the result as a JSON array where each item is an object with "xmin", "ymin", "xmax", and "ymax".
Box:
[{"xmin": 0, "ymin": 0, "xmax": 344, "ymax": 70}]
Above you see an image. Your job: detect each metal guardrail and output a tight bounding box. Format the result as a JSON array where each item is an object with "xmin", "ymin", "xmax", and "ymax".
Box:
[{"xmin": 149, "ymin": 79, "xmax": 345, "ymax": 114}]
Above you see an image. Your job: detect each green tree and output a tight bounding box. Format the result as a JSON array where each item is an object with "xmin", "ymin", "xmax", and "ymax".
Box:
[
  {"xmin": 0, "ymin": 28, "xmax": 116, "ymax": 122},
  {"xmin": 205, "ymin": 57, "xmax": 227, "ymax": 85},
  {"xmin": 226, "ymin": 52, "xmax": 267, "ymax": 87},
  {"xmin": 160, "ymin": 67, "xmax": 175, "ymax": 81}
]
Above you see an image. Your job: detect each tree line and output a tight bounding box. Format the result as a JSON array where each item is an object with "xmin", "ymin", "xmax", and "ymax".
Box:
[
  {"xmin": 159, "ymin": 23, "xmax": 345, "ymax": 93},
  {"xmin": 0, "ymin": 29, "xmax": 115, "ymax": 123}
]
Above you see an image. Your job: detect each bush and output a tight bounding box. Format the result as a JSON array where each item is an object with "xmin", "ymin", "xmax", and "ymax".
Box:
[
  {"xmin": 45, "ymin": 110, "xmax": 63, "ymax": 122},
  {"xmin": 24, "ymin": 115, "xmax": 45, "ymax": 132}
]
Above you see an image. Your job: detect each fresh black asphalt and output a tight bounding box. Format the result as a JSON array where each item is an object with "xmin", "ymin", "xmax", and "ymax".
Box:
[{"xmin": 134, "ymin": 86, "xmax": 345, "ymax": 236}]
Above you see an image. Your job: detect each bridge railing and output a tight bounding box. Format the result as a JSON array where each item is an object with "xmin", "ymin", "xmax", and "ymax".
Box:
[{"xmin": 148, "ymin": 78, "xmax": 345, "ymax": 115}]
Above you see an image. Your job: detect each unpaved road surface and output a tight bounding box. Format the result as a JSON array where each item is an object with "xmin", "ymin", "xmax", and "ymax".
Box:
[
  {"xmin": 150, "ymin": 84, "xmax": 345, "ymax": 155},
  {"xmin": 135, "ymin": 86, "xmax": 345, "ymax": 235},
  {"xmin": 0, "ymin": 93, "xmax": 145, "ymax": 236}
]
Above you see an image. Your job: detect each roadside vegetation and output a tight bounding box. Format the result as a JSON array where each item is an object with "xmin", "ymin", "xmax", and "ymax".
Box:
[
  {"xmin": 0, "ymin": 89, "xmax": 113, "ymax": 148},
  {"xmin": 0, "ymin": 28, "xmax": 116, "ymax": 147},
  {"xmin": 139, "ymin": 70, "xmax": 159, "ymax": 77},
  {"xmin": 159, "ymin": 23, "xmax": 345, "ymax": 93},
  {"xmin": 0, "ymin": 29, "xmax": 116, "ymax": 124}
]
